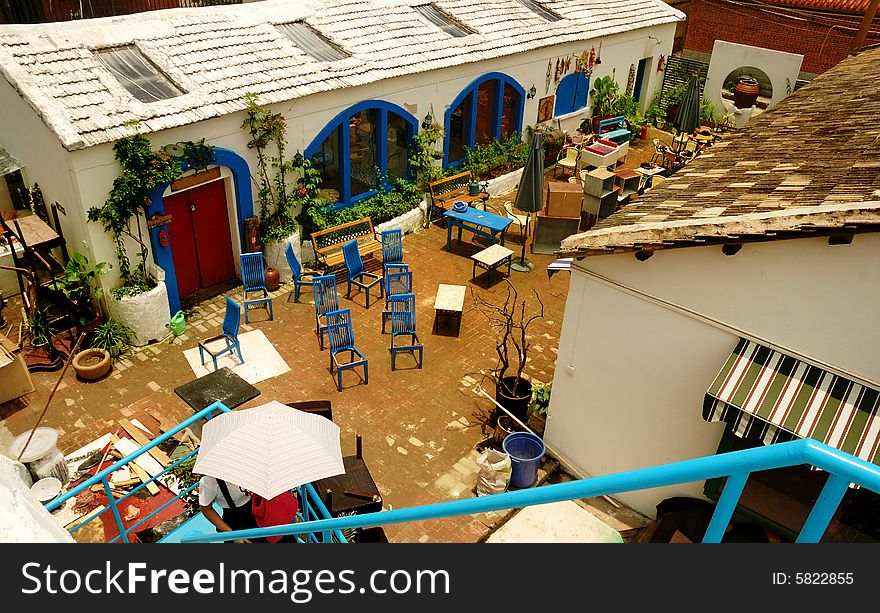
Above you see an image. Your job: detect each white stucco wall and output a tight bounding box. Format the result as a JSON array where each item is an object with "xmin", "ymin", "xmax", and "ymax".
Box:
[
  {"xmin": 0, "ymin": 454, "xmax": 75, "ymax": 543},
  {"xmin": 545, "ymin": 233, "xmax": 880, "ymax": 516}
]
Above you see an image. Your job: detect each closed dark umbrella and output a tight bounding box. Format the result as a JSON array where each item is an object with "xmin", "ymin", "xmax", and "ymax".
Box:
[
  {"xmin": 511, "ymin": 131, "xmax": 544, "ymax": 272},
  {"xmin": 672, "ymin": 72, "xmax": 702, "ymax": 152}
]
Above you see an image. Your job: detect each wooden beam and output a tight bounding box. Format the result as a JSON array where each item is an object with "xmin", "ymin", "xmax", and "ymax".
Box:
[
  {"xmin": 118, "ymin": 418, "xmax": 171, "ymax": 467},
  {"xmin": 127, "ymin": 462, "xmax": 160, "ymax": 496}
]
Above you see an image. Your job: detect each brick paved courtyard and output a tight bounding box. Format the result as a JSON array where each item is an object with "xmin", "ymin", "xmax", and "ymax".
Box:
[{"xmin": 0, "ymin": 219, "xmax": 570, "ymax": 543}]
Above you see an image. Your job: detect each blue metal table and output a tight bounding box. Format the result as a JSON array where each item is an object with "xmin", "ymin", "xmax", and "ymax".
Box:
[{"xmin": 444, "ymin": 207, "xmax": 513, "ymax": 250}]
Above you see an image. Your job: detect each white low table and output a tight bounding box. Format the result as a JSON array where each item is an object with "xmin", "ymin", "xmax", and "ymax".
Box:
[
  {"xmin": 434, "ymin": 284, "xmax": 466, "ymax": 336},
  {"xmin": 472, "ymin": 244, "xmax": 514, "ymax": 287}
]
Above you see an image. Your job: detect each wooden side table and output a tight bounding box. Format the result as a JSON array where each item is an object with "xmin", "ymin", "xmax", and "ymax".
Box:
[
  {"xmin": 434, "ymin": 284, "xmax": 466, "ymax": 336},
  {"xmin": 472, "ymin": 244, "xmax": 514, "ymax": 287}
]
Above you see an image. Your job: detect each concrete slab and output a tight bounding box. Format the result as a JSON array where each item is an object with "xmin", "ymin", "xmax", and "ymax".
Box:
[{"xmin": 486, "ymin": 500, "xmax": 624, "ymax": 543}]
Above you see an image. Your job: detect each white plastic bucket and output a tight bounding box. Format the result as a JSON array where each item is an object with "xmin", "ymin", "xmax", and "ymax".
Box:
[{"xmin": 9, "ymin": 428, "xmax": 70, "ymax": 485}]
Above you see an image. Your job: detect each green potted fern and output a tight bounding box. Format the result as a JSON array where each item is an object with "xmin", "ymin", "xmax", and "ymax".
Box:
[{"xmin": 89, "ymin": 319, "xmax": 134, "ymax": 357}]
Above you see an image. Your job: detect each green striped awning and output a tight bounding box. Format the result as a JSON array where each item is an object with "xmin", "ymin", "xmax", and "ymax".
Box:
[{"xmin": 703, "ymin": 339, "xmax": 880, "ymax": 466}]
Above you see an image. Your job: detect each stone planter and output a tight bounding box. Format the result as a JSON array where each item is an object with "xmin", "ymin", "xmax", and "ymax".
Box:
[
  {"xmin": 72, "ymin": 348, "xmax": 112, "ymax": 381},
  {"xmin": 263, "ymin": 227, "xmax": 302, "ymax": 283},
  {"xmin": 108, "ymin": 281, "xmax": 171, "ymax": 347},
  {"xmin": 375, "ymin": 198, "xmax": 428, "ymax": 236},
  {"xmin": 485, "ymin": 167, "xmax": 523, "ymax": 199}
]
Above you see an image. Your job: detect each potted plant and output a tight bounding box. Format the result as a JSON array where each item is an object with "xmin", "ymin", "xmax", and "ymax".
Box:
[
  {"xmin": 472, "ymin": 280, "xmax": 544, "ymax": 426},
  {"xmin": 54, "ymin": 252, "xmax": 111, "ymax": 333},
  {"xmin": 88, "ymin": 319, "xmax": 134, "ymax": 357},
  {"xmin": 589, "ymin": 75, "xmax": 620, "ymax": 131},
  {"xmin": 25, "ymin": 307, "xmax": 63, "ymax": 371},
  {"xmin": 87, "ymin": 128, "xmax": 179, "ymax": 345},
  {"xmin": 71, "ymin": 347, "xmax": 112, "ymax": 381},
  {"xmin": 528, "ymin": 383, "xmax": 551, "ymax": 435}
]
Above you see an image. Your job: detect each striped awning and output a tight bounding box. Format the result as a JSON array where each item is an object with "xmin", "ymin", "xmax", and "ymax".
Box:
[{"xmin": 703, "ymin": 339, "xmax": 880, "ymax": 466}]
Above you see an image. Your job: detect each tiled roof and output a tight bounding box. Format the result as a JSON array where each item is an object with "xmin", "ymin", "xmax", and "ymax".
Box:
[
  {"xmin": 558, "ymin": 45, "xmax": 880, "ymax": 258},
  {"xmin": 0, "ymin": 0, "xmax": 684, "ymax": 151},
  {"xmin": 758, "ymin": 0, "xmax": 871, "ymax": 14}
]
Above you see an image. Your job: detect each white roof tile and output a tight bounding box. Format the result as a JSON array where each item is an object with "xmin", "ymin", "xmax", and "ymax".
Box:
[{"xmin": 0, "ymin": 0, "xmax": 682, "ymax": 150}]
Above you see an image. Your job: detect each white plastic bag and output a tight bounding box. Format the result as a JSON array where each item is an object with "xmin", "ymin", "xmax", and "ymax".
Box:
[{"xmin": 476, "ymin": 449, "xmax": 512, "ymax": 496}]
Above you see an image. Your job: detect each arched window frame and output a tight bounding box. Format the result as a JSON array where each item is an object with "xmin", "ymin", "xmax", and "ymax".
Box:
[
  {"xmin": 304, "ymin": 100, "xmax": 418, "ymax": 209},
  {"xmin": 443, "ymin": 72, "xmax": 525, "ymax": 168},
  {"xmin": 554, "ymin": 71, "xmax": 590, "ymax": 117}
]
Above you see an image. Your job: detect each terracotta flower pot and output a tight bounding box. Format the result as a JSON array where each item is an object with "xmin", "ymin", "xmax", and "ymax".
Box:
[
  {"xmin": 72, "ymin": 348, "xmax": 112, "ymax": 381},
  {"xmin": 264, "ymin": 267, "xmax": 281, "ymax": 292},
  {"xmin": 733, "ymin": 77, "xmax": 760, "ymax": 109}
]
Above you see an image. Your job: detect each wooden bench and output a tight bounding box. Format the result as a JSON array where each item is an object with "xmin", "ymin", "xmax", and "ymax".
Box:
[
  {"xmin": 427, "ymin": 170, "xmax": 489, "ymax": 224},
  {"xmin": 597, "ymin": 115, "xmax": 631, "ymax": 144},
  {"xmin": 311, "ymin": 217, "xmax": 382, "ymax": 272}
]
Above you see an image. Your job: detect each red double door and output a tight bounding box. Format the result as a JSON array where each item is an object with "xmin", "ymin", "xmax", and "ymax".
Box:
[{"xmin": 163, "ymin": 179, "xmax": 236, "ymax": 301}]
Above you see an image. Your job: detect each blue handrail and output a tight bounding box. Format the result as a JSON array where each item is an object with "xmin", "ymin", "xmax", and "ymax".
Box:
[{"xmin": 180, "ymin": 438, "xmax": 880, "ymax": 543}]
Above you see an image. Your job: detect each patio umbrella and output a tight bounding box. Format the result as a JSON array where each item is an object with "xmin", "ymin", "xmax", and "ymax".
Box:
[
  {"xmin": 672, "ymin": 72, "xmax": 702, "ymax": 152},
  {"xmin": 511, "ymin": 131, "xmax": 544, "ymax": 272},
  {"xmin": 192, "ymin": 400, "xmax": 345, "ymax": 499}
]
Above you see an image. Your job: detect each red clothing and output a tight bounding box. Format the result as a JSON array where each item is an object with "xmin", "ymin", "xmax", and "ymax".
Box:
[{"xmin": 250, "ymin": 492, "xmax": 299, "ymax": 543}]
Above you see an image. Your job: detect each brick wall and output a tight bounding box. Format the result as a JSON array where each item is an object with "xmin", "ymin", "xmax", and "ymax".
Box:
[{"xmin": 683, "ymin": 0, "xmax": 880, "ymax": 74}]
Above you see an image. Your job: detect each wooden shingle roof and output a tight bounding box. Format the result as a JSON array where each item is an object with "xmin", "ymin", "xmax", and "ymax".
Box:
[
  {"xmin": 0, "ymin": 0, "xmax": 683, "ymax": 151},
  {"xmin": 558, "ymin": 45, "xmax": 880, "ymax": 258}
]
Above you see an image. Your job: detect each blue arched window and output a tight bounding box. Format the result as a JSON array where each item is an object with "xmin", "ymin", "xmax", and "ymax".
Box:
[
  {"xmin": 305, "ymin": 101, "xmax": 418, "ymax": 208},
  {"xmin": 444, "ymin": 72, "xmax": 525, "ymax": 167},
  {"xmin": 554, "ymin": 72, "xmax": 590, "ymax": 117}
]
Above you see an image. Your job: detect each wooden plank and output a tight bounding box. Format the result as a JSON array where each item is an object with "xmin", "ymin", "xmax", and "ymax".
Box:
[
  {"xmin": 113, "ymin": 437, "xmax": 180, "ymax": 496},
  {"xmin": 118, "ymin": 418, "xmax": 171, "ymax": 467},
  {"xmin": 128, "ymin": 462, "xmax": 160, "ymax": 496},
  {"xmin": 144, "ymin": 407, "xmax": 181, "ymax": 435}
]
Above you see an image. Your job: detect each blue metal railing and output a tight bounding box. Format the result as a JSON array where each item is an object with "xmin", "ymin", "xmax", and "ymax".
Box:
[
  {"xmin": 180, "ymin": 438, "xmax": 880, "ymax": 543},
  {"xmin": 45, "ymin": 401, "xmax": 345, "ymax": 544}
]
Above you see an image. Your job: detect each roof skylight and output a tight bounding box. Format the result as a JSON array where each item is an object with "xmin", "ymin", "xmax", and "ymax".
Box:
[
  {"xmin": 95, "ymin": 46, "xmax": 183, "ymax": 103},
  {"xmin": 277, "ymin": 21, "xmax": 351, "ymax": 62},
  {"xmin": 513, "ymin": 0, "xmax": 563, "ymax": 22},
  {"xmin": 413, "ymin": 3, "xmax": 476, "ymax": 37}
]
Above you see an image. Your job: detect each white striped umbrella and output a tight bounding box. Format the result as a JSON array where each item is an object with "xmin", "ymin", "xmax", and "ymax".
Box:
[{"xmin": 192, "ymin": 400, "xmax": 345, "ymax": 499}]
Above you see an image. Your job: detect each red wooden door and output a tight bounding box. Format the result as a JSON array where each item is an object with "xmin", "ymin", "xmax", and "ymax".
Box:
[{"xmin": 163, "ymin": 179, "xmax": 235, "ymax": 300}]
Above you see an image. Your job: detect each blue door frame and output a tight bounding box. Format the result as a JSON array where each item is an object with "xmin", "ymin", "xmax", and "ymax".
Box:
[
  {"xmin": 443, "ymin": 72, "xmax": 525, "ymax": 168},
  {"xmin": 147, "ymin": 147, "xmax": 253, "ymax": 314},
  {"xmin": 304, "ymin": 100, "xmax": 418, "ymax": 210}
]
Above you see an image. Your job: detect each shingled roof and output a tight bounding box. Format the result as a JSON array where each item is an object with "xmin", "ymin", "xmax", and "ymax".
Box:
[
  {"xmin": 558, "ymin": 44, "xmax": 880, "ymax": 258},
  {"xmin": 0, "ymin": 0, "xmax": 683, "ymax": 151}
]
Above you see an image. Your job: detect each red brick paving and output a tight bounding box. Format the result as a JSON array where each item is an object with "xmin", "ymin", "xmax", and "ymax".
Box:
[{"xmin": 1, "ymin": 220, "xmax": 570, "ymax": 542}]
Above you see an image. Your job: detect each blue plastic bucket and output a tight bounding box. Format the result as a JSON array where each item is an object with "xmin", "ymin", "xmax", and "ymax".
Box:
[{"xmin": 502, "ymin": 432, "xmax": 545, "ymax": 488}]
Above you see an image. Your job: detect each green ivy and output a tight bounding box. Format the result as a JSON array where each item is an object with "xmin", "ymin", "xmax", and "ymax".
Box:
[
  {"xmin": 408, "ymin": 124, "xmax": 445, "ymax": 189},
  {"xmin": 87, "ymin": 131, "xmax": 180, "ymax": 292}
]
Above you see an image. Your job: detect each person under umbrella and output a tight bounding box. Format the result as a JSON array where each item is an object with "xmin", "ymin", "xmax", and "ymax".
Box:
[
  {"xmin": 510, "ymin": 131, "xmax": 544, "ymax": 272},
  {"xmin": 198, "ymin": 475, "xmax": 260, "ymax": 543},
  {"xmin": 671, "ymin": 71, "xmax": 702, "ymax": 154}
]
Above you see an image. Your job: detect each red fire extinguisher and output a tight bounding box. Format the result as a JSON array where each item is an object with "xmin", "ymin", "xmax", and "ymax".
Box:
[{"xmin": 158, "ymin": 228, "xmax": 169, "ymax": 247}]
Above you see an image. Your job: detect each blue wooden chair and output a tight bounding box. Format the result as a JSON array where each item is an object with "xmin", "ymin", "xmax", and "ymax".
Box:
[
  {"xmin": 389, "ymin": 293, "xmax": 423, "ymax": 371},
  {"xmin": 198, "ymin": 297, "xmax": 244, "ymax": 371},
  {"xmin": 381, "ymin": 229, "xmax": 404, "ymax": 275},
  {"xmin": 285, "ymin": 242, "xmax": 318, "ymax": 303},
  {"xmin": 342, "ymin": 240, "xmax": 383, "ymax": 308},
  {"xmin": 312, "ymin": 274, "xmax": 339, "ymax": 350},
  {"xmin": 326, "ymin": 307, "xmax": 368, "ymax": 392},
  {"xmin": 240, "ymin": 252, "xmax": 274, "ymax": 323},
  {"xmin": 381, "ymin": 267, "xmax": 412, "ymax": 333}
]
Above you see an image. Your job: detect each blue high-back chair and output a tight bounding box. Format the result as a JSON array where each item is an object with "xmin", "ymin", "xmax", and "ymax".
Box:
[
  {"xmin": 381, "ymin": 229, "xmax": 404, "ymax": 275},
  {"xmin": 312, "ymin": 274, "xmax": 339, "ymax": 350},
  {"xmin": 285, "ymin": 242, "xmax": 317, "ymax": 303},
  {"xmin": 240, "ymin": 252, "xmax": 274, "ymax": 323},
  {"xmin": 389, "ymin": 293, "xmax": 423, "ymax": 371},
  {"xmin": 198, "ymin": 297, "xmax": 244, "ymax": 371},
  {"xmin": 381, "ymin": 267, "xmax": 412, "ymax": 333},
  {"xmin": 342, "ymin": 240, "xmax": 383, "ymax": 308},
  {"xmin": 326, "ymin": 307, "xmax": 368, "ymax": 392}
]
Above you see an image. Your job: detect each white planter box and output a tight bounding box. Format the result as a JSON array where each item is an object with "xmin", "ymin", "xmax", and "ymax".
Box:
[
  {"xmin": 485, "ymin": 167, "xmax": 524, "ymax": 198},
  {"xmin": 375, "ymin": 198, "xmax": 427, "ymax": 236},
  {"xmin": 263, "ymin": 227, "xmax": 302, "ymax": 283},
  {"xmin": 108, "ymin": 280, "xmax": 171, "ymax": 346}
]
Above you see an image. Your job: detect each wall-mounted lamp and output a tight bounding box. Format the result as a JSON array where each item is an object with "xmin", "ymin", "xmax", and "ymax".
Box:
[
  {"xmin": 422, "ymin": 113, "xmax": 433, "ymax": 130},
  {"xmin": 595, "ymin": 41, "xmax": 602, "ymax": 65},
  {"xmin": 292, "ymin": 150, "xmax": 304, "ymax": 168},
  {"xmin": 527, "ymin": 85, "xmax": 537, "ymax": 99},
  {"xmin": 722, "ymin": 242, "xmax": 742, "ymax": 256},
  {"xmin": 634, "ymin": 250, "xmax": 653, "ymax": 261}
]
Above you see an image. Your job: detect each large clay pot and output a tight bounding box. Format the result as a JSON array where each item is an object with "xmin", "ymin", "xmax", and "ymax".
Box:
[
  {"xmin": 264, "ymin": 267, "xmax": 281, "ymax": 292},
  {"xmin": 733, "ymin": 77, "xmax": 760, "ymax": 109},
  {"xmin": 72, "ymin": 348, "xmax": 112, "ymax": 381},
  {"xmin": 494, "ymin": 376, "xmax": 533, "ymax": 426}
]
